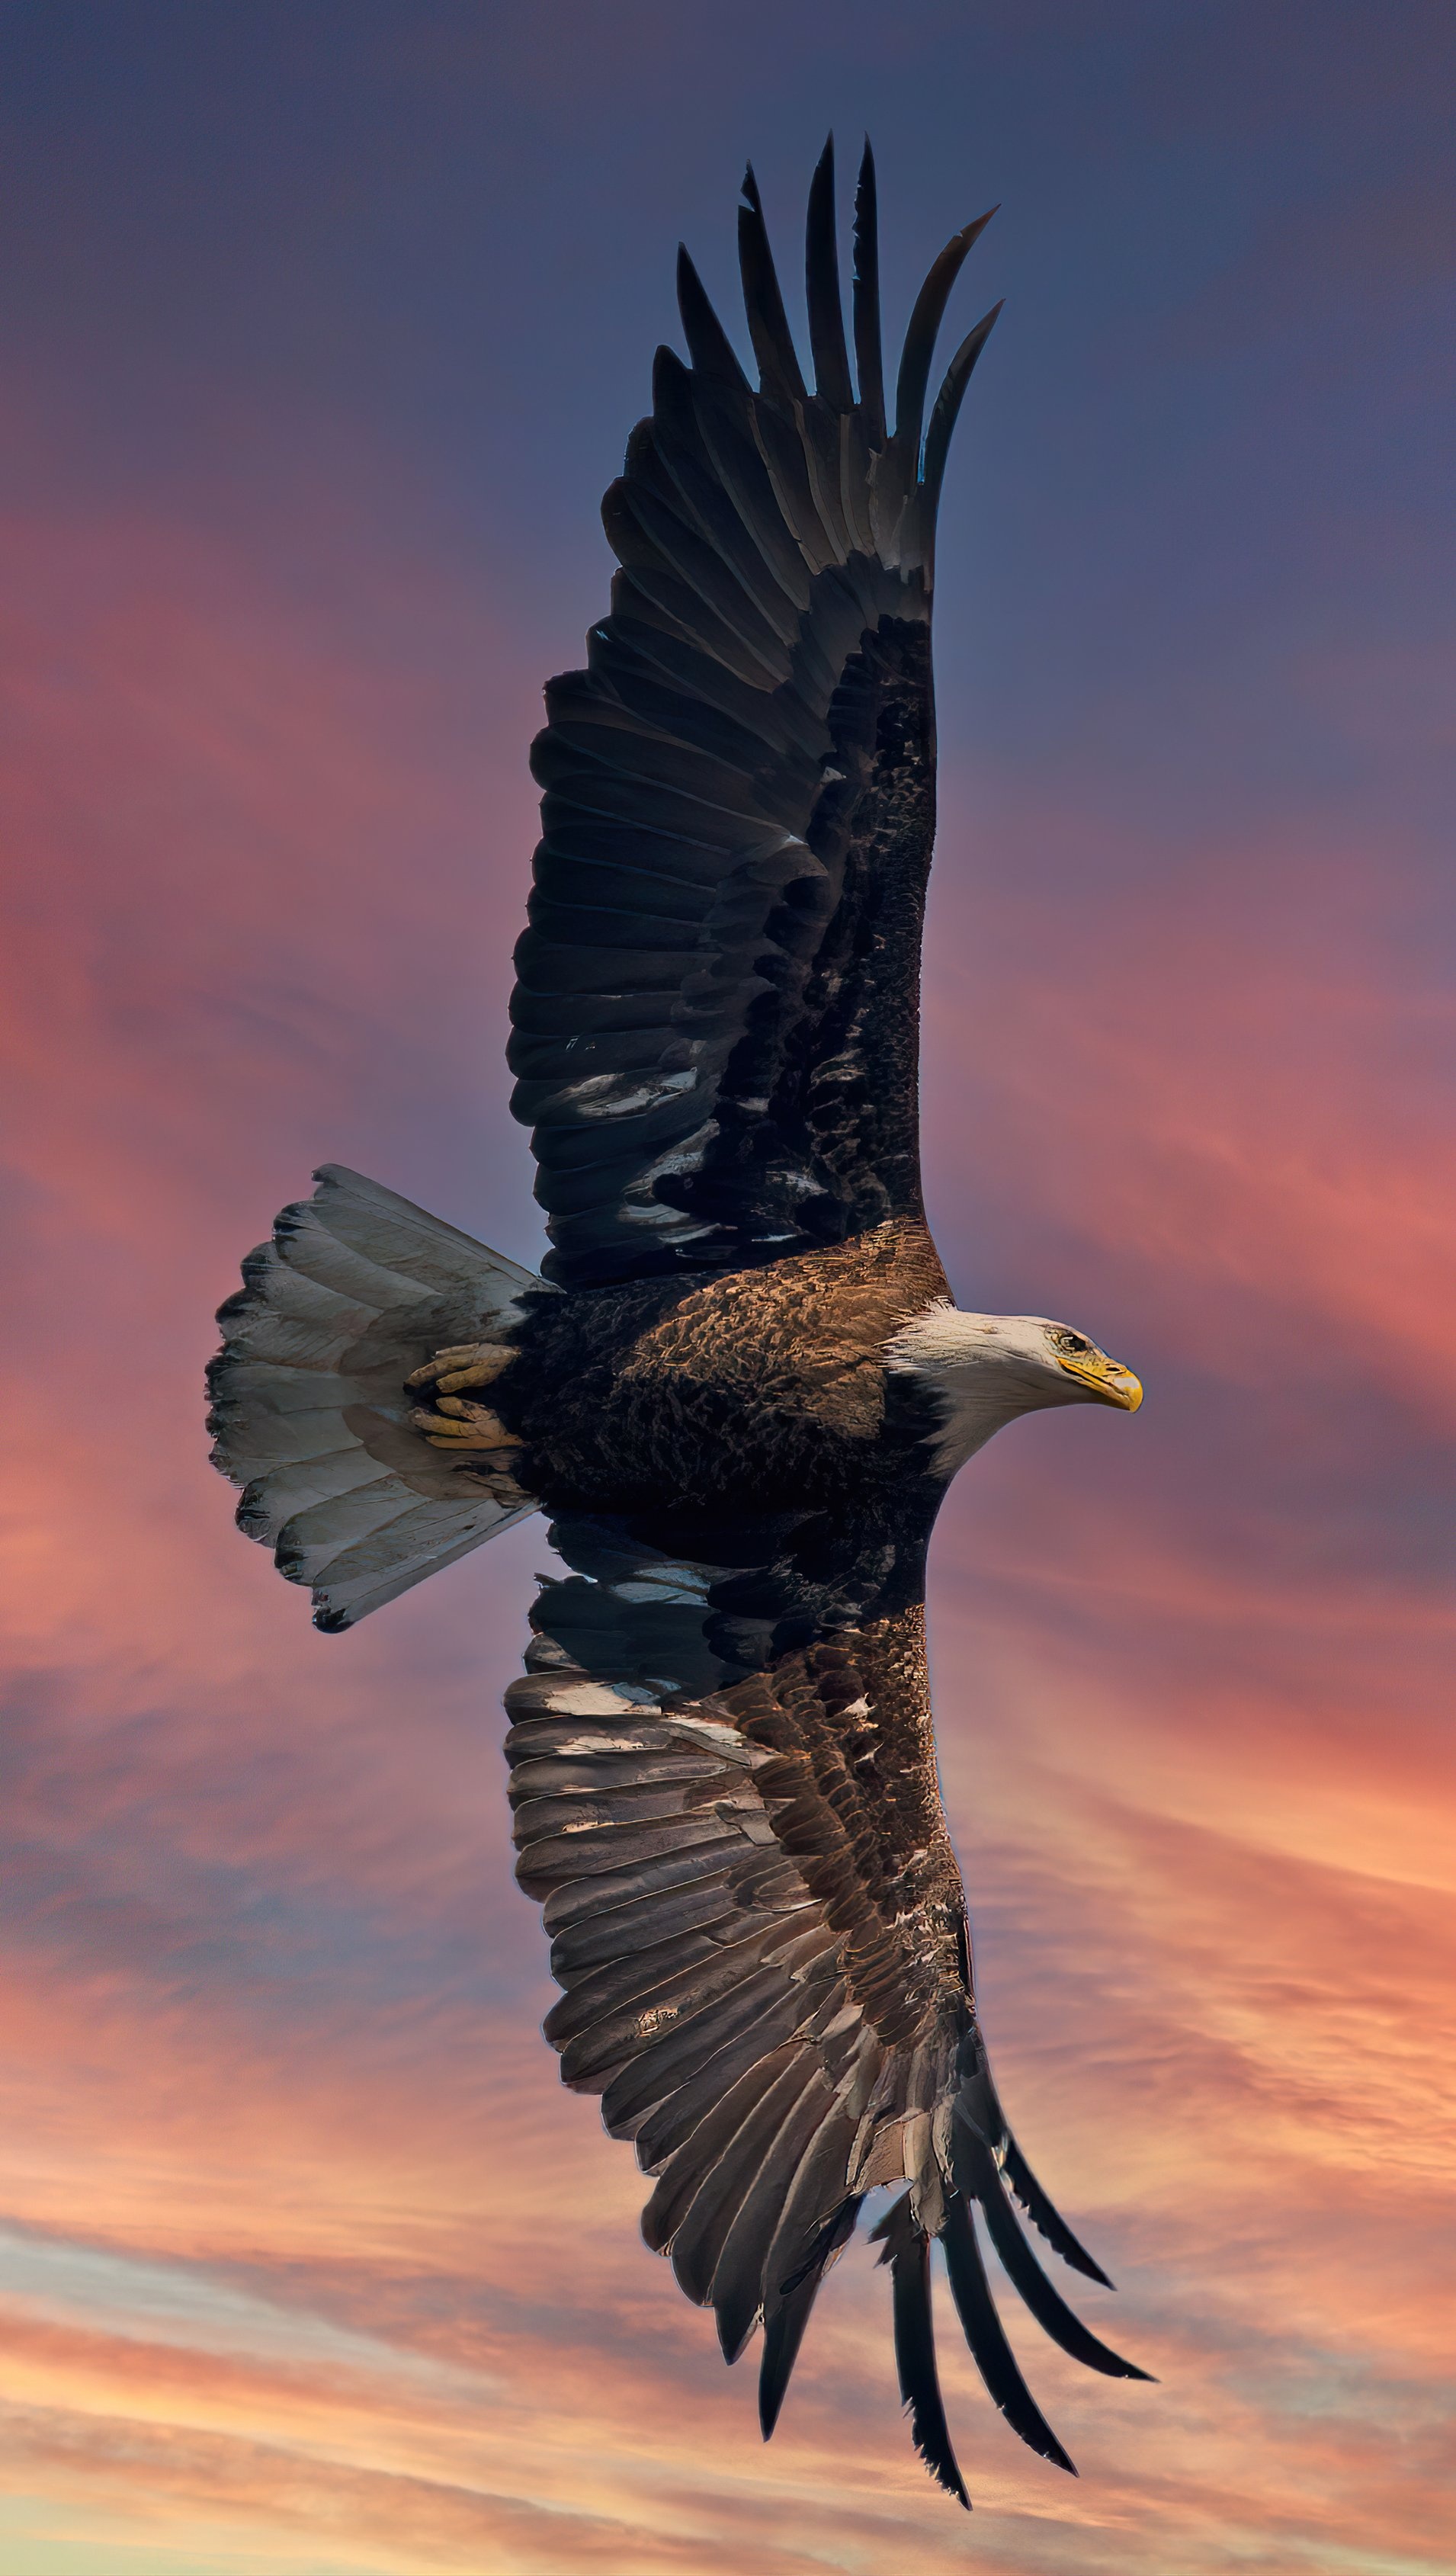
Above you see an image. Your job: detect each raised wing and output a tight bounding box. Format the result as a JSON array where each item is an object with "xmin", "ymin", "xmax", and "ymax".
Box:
[
  {"xmin": 511, "ymin": 1510, "xmax": 1150, "ymax": 2501},
  {"xmin": 510, "ymin": 140, "xmax": 1001, "ymax": 1290}
]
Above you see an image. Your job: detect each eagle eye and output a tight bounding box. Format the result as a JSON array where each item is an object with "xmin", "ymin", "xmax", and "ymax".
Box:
[{"xmin": 1051, "ymin": 1329, "xmax": 1092, "ymax": 1356}]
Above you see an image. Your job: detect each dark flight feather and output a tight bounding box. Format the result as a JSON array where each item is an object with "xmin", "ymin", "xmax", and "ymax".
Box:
[
  {"xmin": 893, "ymin": 207, "xmax": 998, "ymax": 465},
  {"xmin": 539, "ymin": 1840, "xmax": 759, "ymax": 1935},
  {"xmin": 953, "ymin": 2119, "xmax": 1153, "ymax": 2382},
  {"xmin": 758, "ymin": 2122, "xmax": 861, "ymax": 2435},
  {"xmin": 599, "ymin": 1964, "xmax": 829, "ymax": 2137},
  {"xmin": 636, "ymin": 396, "xmax": 806, "ymax": 631},
  {"xmin": 516, "ymin": 1813, "xmax": 742, "ymax": 1894},
  {"xmin": 544, "ymin": 1923, "xmax": 758, "ymax": 2048},
  {"xmin": 921, "ymin": 303, "xmax": 1005, "ymax": 512},
  {"xmin": 675, "ymin": 245, "xmax": 750, "ymax": 390},
  {"xmin": 851, "ymin": 138, "xmax": 885, "ymax": 438},
  {"xmin": 806, "ymin": 136, "xmax": 855, "ymax": 413},
  {"xmin": 938, "ymin": 2192, "xmax": 1077, "ymax": 2472},
  {"xmin": 738, "ymin": 166, "xmax": 807, "ymax": 411},
  {"xmin": 643, "ymin": 2047, "xmax": 800, "ymax": 2251},
  {"xmin": 871, "ymin": 2194, "xmax": 970, "ymax": 2508},
  {"xmin": 632, "ymin": 2002, "xmax": 823, "ymax": 2177},
  {"xmin": 548, "ymin": 1881, "xmax": 791, "ymax": 1980},
  {"xmin": 1002, "ymin": 2135, "xmax": 1115, "ymax": 2288},
  {"xmin": 558, "ymin": 1926, "xmax": 790, "ymax": 2091},
  {"xmin": 758, "ymin": 2276, "xmax": 819, "ymax": 2437},
  {"xmin": 669, "ymin": 2050, "xmax": 823, "ymax": 2303},
  {"xmin": 711, "ymin": 2068, "xmax": 833, "ymax": 2359}
]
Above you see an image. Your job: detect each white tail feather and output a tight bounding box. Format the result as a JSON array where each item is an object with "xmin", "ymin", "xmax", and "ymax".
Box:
[{"xmin": 208, "ymin": 1166, "xmax": 542, "ymax": 1629}]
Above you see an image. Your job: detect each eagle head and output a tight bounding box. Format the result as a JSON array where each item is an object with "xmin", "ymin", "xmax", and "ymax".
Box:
[{"xmin": 884, "ymin": 1304, "xmax": 1143, "ymax": 1479}]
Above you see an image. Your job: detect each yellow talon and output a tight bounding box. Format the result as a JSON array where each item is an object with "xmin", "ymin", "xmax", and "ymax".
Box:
[
  {"xmin": 440, "ymin": 1350, "xmax": 512, "ymax": 1391},
  {"xmin": 409, "ymin": 1399, "xmax": 522, "ymax": 1454},
  {"xmin": 405, "ymin": 1341, "xmax": 513, "ymax": 1392}
]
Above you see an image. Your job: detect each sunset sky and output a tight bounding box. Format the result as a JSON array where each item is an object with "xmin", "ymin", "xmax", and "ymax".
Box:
[{"xmin": 2, "ymin": 3, "xmax": 1453, "ymax": 2569}]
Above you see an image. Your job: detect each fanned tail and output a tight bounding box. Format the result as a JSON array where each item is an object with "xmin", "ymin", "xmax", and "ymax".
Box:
[{"xmin": 208, "ymin": 1166, "xmax": 542, "ymax": 1628}]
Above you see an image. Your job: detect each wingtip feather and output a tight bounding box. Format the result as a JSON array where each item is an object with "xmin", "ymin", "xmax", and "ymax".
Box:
[
  {"xmin": 677, "ymin": 244, "xmax": 749, "ymax": 390},
  {"xmin": 919, "ymin": 300, "xmax": 1005, "ymax": 504},
  {"xmin": 893, "ymin": 204, "xmax": 999, "ymax": 461},
  {"xmin": 736, "ymin": 167, "xmax": 807, "ymax": 408},
  {"xmin": 1001, "ymin": 2134, "xmax": 1114, "ymax": 2287},
  {"xmin": 938, "ymin": 2192, "xmax": 1078, "ymax": 2476},
  {"xmin": 851, "ymin": 135, "xmax": 885, "ymax": 438},
  {"xmin": 805, "ymin": 131, "xmax": 854, "ymax": 412},
  {"xmin": 873, "ymin": 2194, "xmax": 971, "ymax": 2508}
]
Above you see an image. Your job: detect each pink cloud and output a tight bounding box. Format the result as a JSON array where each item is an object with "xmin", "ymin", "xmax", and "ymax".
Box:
[
  {"xmin": 0, "ymin": 432, "xmax": 1449, "ymax": 2573},
  {"xmin": 924, "ymin": 814, "xmax": 1456, "ymax": 1416}
]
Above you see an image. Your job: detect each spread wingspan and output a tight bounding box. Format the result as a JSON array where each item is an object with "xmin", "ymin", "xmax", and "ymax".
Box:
[{"xmin": 207, "ymin": 141, "xmax": 1150, "ymax": 2507}]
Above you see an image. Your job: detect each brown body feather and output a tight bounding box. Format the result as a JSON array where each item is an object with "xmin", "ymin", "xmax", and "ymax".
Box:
[{"xmin": 499, "ymin": 1217, "xmax": 950, "ymax": 1509}]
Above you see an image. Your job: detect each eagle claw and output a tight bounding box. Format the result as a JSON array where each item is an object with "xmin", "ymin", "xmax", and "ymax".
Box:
[
  {"xmin": 405, "ymin": 1339, "xmax": 514, "ymax": 1394},
  {"xmin": 409, "ymin": 1396, "xmax": 522, "ymax": 1455}
]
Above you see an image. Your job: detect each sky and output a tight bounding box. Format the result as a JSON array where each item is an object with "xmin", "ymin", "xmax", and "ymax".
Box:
[{"xmin": 0, "ymin": 1, "xmax": 1452, "ymax": 2568}]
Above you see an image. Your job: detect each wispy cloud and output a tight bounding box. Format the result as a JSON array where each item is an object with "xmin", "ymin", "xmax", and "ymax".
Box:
[{"xmin": 2, "ymin": 8, "xmax": 1451, "ymax": 2570}]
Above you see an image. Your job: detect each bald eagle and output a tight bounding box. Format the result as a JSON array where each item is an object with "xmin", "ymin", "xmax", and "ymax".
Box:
[{"xmin": 209, "ymin": 140, "xmax": 1149, "ymax": 2504}]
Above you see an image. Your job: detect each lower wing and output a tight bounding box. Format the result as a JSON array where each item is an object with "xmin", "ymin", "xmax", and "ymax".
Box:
[{"xmin": 512, "ymin": 1511, "xmax": 1151, "ymax": 2504}]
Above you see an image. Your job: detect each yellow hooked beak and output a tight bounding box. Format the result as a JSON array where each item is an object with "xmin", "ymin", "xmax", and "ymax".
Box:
[{"xmin": 1057, "ymin": 1352, "xmax": 1143, "ymax": 1412}]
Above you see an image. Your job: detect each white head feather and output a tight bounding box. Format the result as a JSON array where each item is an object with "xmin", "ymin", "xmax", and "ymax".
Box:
[{"xmin": 884, "ymin": 1303, "xmax": 1143, "ymax": 1479}]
